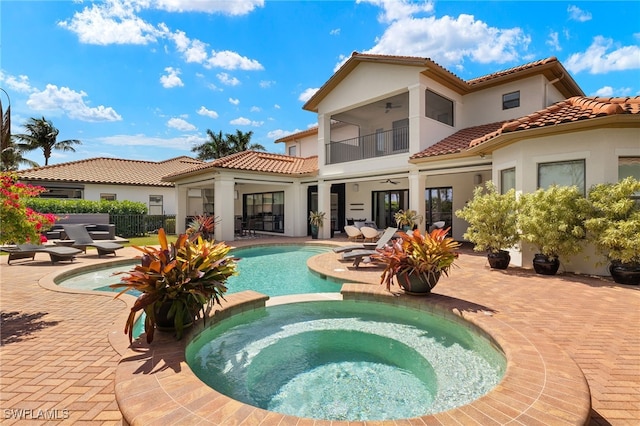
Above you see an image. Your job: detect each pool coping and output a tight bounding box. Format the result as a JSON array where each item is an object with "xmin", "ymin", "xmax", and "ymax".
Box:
[{"xmin": 39, "ymin": 246, "xmax": 591, "ymax": 425}]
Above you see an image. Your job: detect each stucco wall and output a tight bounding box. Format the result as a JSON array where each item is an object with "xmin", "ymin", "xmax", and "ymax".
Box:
[{"xmin": 84, "ymin": 184, "xmax": 177, "ymax": 214}]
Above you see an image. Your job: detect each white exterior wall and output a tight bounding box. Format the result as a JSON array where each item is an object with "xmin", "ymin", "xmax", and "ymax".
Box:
[
  {"xmin": 492, "ymin": 126, "xmax": 640, "ymax": 275},
  {"xmin": 83, "ymin": 184, "xmax": 178, "ymax": 214}
]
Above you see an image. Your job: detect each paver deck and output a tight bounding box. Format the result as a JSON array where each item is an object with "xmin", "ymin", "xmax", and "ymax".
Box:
[{"xmin": 0, "ymin": 236, "xmax": 638, "ymax": 425}]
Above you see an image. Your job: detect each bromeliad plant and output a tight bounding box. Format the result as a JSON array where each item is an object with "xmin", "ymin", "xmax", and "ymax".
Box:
[
  {"xmin": 373, "ymin": 228, "xmax": 460, "ymax": 292},
  {"xmin": 394, "ymin": 209, "xmax": 423, "ymax": 231},
  {"xmin": 111, "ymin": 228, "xmax": 238, "ymax": 344}
]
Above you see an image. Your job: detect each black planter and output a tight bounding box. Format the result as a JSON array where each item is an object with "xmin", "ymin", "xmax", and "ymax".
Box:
[
  {"xmin": 310, "ymin": 225, "xmax": 319, "ymax": 240},
  {"xmin": 398, "ymin": 270, "xmax": 441, "ymax": 295},
  {"xmin": 609, "ymin": 261, "xmax": 640, "ymax": 285},
  {"xmin": 154, "ymin": 301, "xmax": 193, "ymax": 332},
  {"xmin": 487, "ymin": 250, "xmax": 511, "ymax": 269},
  {"xmin": 532, "ymin": 253, "xmax": 560, "ymax": 275}
]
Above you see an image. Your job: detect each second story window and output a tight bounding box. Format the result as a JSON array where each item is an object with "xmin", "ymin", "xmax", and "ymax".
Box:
[
  {"xmin": 502, "ymin": 91, "xmax": 520, "ymax": 110},
  {"xmin": 288, "ymin": 145, "xmax": 297, "ymax": 156},
  {"xmin": 426, "ymin": 89, "xmax": 454, "ymax": 126}
]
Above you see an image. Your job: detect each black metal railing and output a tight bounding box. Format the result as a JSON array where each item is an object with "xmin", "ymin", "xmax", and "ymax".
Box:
[
  {"xmin": 110, "ymin": 214, "xmax": 176, "ymax": 238},
  {"xmin": 325, "ymin": 127, "xmax": 409, "ymax": 164}
]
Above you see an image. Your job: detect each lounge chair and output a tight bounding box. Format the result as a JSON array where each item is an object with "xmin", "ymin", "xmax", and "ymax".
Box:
[
  {"xmin": 60, "ymin": 224, "xmax": 124, "ymax": 257},
  {"xmin": 334, "ymin": 227, "xmax": 398, "ymax": 254},
  {"xmin": 339, "ymin": 227, "xmax": 399, "ymax": 268},
  {"xmin": 2, "ymin": 244, "xmax": 82, "ymax": 265},
  {"xmin": 343, "ymin": 225, "xmax": 364, "ymax": 241}
]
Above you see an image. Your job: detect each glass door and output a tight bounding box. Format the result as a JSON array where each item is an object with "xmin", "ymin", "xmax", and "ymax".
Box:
[
  {"xmin": 372, "ymin": 190, "xmax": 409, "ymax": 228},
  {"xmin": 425, "ymin": 187, "xmax": 453, "ymax": 232}
]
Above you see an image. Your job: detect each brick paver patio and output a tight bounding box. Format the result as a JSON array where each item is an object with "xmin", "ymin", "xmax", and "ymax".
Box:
[{"xmin": 1, "ymin": 236, "xmax": 638, "ymax": 424}]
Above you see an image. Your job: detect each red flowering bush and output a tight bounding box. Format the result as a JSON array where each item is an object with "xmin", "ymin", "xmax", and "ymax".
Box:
[{"xmin": 0, "ymin": 172, "xmax": 56, "ymax": 245}]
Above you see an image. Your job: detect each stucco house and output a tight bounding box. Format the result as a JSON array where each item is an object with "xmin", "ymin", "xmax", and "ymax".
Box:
[
  {"xmin": 167, "ymin": 53, "xmax": 637, "ymax": 275},
  {"xmin": 17, "ymin": 156, "xmax": 204, "ymax": 215}
]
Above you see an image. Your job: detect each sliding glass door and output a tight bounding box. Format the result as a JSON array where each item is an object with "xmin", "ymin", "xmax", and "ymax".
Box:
[{"xmin": 372, "ymin": 189, "xmax": 409, "ymax": 228}]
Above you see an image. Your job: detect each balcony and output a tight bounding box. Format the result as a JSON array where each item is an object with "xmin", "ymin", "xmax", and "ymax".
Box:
[{"xmin": 325, "ymin": 127, "xmax": 409, "ymax": 165}]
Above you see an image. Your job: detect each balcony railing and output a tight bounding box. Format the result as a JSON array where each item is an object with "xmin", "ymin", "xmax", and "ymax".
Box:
[{"xmin": 325, "ymin": 127, "xmax": 409, "ymax": 165}]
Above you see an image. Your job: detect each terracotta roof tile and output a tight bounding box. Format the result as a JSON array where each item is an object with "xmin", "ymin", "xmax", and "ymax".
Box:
[
  {"xmin": 411, "ymin": 122, "xmax": 506, "ymax": 159},
  {"xmin": 163, "ymin": 151, "xmax": 318, "ymax": 180},
  {"xmin": 17, "ymin": 156, "xmax": 203, "ymax": 187},
  {"xmin": 473, "ymin": 96, "xmax": 640, "ymax": 146},
  {"xmin": 468, "ymin": 57, "xmax": 558, "ymax": 86}
]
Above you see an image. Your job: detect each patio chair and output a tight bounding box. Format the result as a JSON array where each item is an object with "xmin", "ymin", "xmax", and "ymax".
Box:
[
  {"xmin": 343, "ymin": 225, "xmax": 364, "ymax": 241},
  {"xmin": 339, "ymin": 227, "xmax": 400, "ymax": 268},
  {"xmin": 2, "ymin": 244, "xmax": 82, "ymax": 265},
  {"xmin": 429, "ymin": 221, "xmax": 446, "ymax": 232},
  {"xmin": 334, "ymin": 227, "xmax": 398, "ymax": 254},
  {"xmin": 360, "ymin": 226, "xmax": 381, "ymax": 242},
  {"xmin": 60, "ymin": 224, "xmax": 124, "ymax": 257}
]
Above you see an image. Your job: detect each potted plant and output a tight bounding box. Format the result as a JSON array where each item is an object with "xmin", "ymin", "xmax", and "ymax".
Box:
[
  {"xmin": 455, "ymin": 181, "xmax": 519, "ymax": 269},
  {"xmin": 585, "ymin": 176, "xmax": 640, "ymax": 285},
  {"xmin": 394, "ymin": 209, "xmax": 423, "ymax": 231},
  {"xmin": 186, "ymin": 214, "xmax": 218, "ymax": 241},
  {"xmin": 372, "ymin": 228, "xmax": 460, "ymax": 295},
  {"xmin": 518, "ymin": 185, "xmax": 591, "ymax": 275},
  {"xmin": 111, "ymin": 228, "xmax": 239, "ymax": 343},
  {"xmin": 309, "ymin": 211, "xmax": 325, "ymax": 239}
]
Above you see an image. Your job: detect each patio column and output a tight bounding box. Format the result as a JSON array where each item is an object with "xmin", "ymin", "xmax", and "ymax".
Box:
[
  {"xmin": 409, "ymin": 171, "xmax": 426, "ymax": 233},
  {"xmin": 317, "ymin": 180, "xmax": 331, "ymax": 239},
  {"xmin": 176, "ymin": 184, "xmax": 188, "ymax": 234},
  {"xmin": 214, "ymin": 176, "xmax": 235, "ymax": 242}
]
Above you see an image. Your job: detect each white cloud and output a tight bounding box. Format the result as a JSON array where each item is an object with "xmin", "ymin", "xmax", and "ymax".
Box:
[
  {"xmin": 160, "ymin": 67, "xmax": 184, "ymax": 88},
  {"xmin": 58, "ymin": 0, "xmax": 161, "ymax": 45},
  {"xmin": 363, "ymin": 13, "xmax": 530, "ymax": 66},
  {"xmin": 250, "ymin": 106, "xmax": 261, "ymax": 112},
  {"xmin": 274, "ymin": 104, "xmax": 281, "ymax": 109},
  {"xmin": 218, "ymin": 73, "xmax": 240, "ymax": 86},
  {"xmin": 0, "ymin": 71, "xmax": 35, "ymax": 93},
  {"xmin": 153, "ymin": 0, "xmax": 264, "ymax": 15},
  {"xmin": 546, "ymin": 31, "xmax": 561, "ymax": 52},
  {"xmin": 26, "ymin": 84, "xmax": 122, "ymax": 122},
  {"xmin": 358, "ymin": 0, "xmax": 434, "ymax": 23},
  {"xmin": 268, "ymin": 128, "xmax": 304, "ymax": 140},
  {"xmin": 206, "ymin": 50, "xmax": 264, "ymax": 70},
  {"xmin": 169, "ymin": 30, "xmax": 209, "ymax": 63},
  {"xmin": 592, "ymin": 85, "xmax": 633, "ymax": 97},
  {"xmin": 230, "ymin": 117, "xmax": 263, "ymax": 127},
  {"xmin": 567, "ymin": 5, "xmax": 592, "ymax": 22},
  {"xmin": 229, "ymin": 98, "xmax": 240, "ymax": 105},
  {"xmin": 97, "ymin": 133, "xmax": 205, "ymax": 150},
  {"xmin": 330, "ymin": 28, "xmax": 341, "ymax": 36},
  {"xmin": 167, "ymin": 117, "xmax": 196, "ymax": 131},
  {"xmin": 565, "ymin": 36, "xmax": 640, "ymax": 74},
  {"xmin": 260, "ymin": 80, "xmax": 275, "ymax": 88},
  {"xmin": 197, "ymin": 106, "xmax": 218, "ymax": 119},
  {"xmin": 299, "ymin": 88, "xmax": 319, "ymax": 102}
]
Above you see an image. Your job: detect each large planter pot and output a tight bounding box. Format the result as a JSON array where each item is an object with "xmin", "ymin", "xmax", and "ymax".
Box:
[
  {"xmin": 487, "ymin": 250, "xmax": 510, "ymax": 269},
  {"xmin": 397, "ymin": 270, "xmax": 441, "ymax": 295},
  {"xmin": 532, "ymin": 253, "xmax": 560, "ymax": 275},
  {"xmin": 154, "ymin": 301, "xmax": 194, "ymax": 332},
  {"xmin": 310, "ymin": 225, "xmax": 319, "ymax": 240},
  {"xmin": 609, "ymin": 261, "xmax": 640, "ymax": 285}
]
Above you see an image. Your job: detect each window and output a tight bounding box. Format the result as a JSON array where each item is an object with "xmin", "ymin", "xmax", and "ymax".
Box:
[
  {"xmin": 243, "ymin": 191, "xmax": 285, "ymax": 233},
  {"xmin": 100, "ymin": 193, "xmax": 116, "ymax": 201},
  {"xmin": 372, "ymin": 190, "xmax": 409, "ymax": 228},
  {"xmin": 149, "ymin": 195, "xmax": 163, "ymax": 215},
  {"xmin": 501, "ymin": 168, "xmax": 516, "ymax": 193},
  {"xmin": 502, "ymin": 91, "xmax": 520, "ymax": 110},
  {"xmin": 288, "ymin": 145, "xmax": 297, "ymax": 156},
  {"xmin": 538, "ymin": 159, "xmax": 585, "ymax": 194},
  {"xmin": 426, "ymin": 89, "xmax": 453, "ymax": 126},
  {"xmin": 619, "ymin": 156, "xmax": 640, "ymax": 181},
  {"xmin": 425, "ymin": 187, "xmax": 453, "ymax": 233}
]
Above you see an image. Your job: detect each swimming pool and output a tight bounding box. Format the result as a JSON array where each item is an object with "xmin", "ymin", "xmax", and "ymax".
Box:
[{"xmin": 187, "ymin": 300, "xmax": 506, "ymax": 421}]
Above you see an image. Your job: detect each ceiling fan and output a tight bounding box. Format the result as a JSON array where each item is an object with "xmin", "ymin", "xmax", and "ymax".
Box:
[
  {"xmin": 380, "ymin": 178, "xmax": 399, "ymax": 185},
  {"xmin": 382, "ymin": 102, "xmax": 402, "ymax": 113}
]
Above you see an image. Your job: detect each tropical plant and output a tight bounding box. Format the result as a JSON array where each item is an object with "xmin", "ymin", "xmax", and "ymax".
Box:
[
  {"xmin": 394, "ymin": 209, "xmax": 423, "ymax": 230},
  {"xmin": 1, "ymin": 89, "xmax": 37, "ymax": 171},
  {"xmin": 111, "ymin": 228, "xmax": 239, "ymax": 344},
  {"xmin": 455, "ymin": 181, "xmax": 519, "ymax": 253},
  {"xmin": 0, "ymin": 172, "xmax": 56, "ymax": 245},
  {"xmin": 187, "ymin": 214, "xmax": 218, "ymax": 240},
  {"xmin": 13, "ymin": 116, "xmax": 81, "ymax": 166},
  {"xmin": 585, "ymin": 176, "xmax": 640, "ymax": 266},
  {"xmin": 309, "ymin": 211, "xmax": 326, "ymax": 228},
  {"xmin": 373, "ymin": 228, "xmax": 460, "ymax": 292},
  {"xmin": 191, "ymin": 129, "xmax": 265, "ymax": 161},
  {"xmin": 518, "ymin": 185, "xmax": 591, "ymax": 262}
]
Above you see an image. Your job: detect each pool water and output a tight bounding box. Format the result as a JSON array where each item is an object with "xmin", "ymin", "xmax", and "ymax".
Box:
[{"xmin": 186, "ymin": 300, "xmax": 506, "ymax": 421}]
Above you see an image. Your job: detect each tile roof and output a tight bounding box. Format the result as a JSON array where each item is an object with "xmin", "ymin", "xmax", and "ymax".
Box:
[
  {"xmin": 163, "ymin": 150, "xmax": 319, "ymax": 180},
  {"xmin": 17, "ymin": 156, "xmax": 204, "ymax": 187},
  {"xmin": 412, "ymin": 96, "xmax": 640, "ymax": 160}
]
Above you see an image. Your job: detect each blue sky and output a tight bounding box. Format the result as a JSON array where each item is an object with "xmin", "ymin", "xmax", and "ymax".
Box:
[{"xmin": 2, "ymin": 0, "xmax": 639, "ymax": 168}]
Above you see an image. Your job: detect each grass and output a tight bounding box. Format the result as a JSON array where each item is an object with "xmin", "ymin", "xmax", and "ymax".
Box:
[{"xmin": 122, "ymin": 234, "xmax": 179, "ymax": 247}]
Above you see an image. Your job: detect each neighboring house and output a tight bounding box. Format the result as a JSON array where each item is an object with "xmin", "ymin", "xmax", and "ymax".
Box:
[
  {"xmin": 168, "ymin": 53, "xmax": 637, "ymax": 276},
  {"xmin": 17, "ymin": 156, "xmax": 204, "ymax": 215}
]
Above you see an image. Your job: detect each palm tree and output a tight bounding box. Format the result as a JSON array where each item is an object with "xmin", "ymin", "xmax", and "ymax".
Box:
[
  {"xmin": 14, "ymin": 117, "xmax": 81, "ymax": 166},
  {"xmin": 191, "ymin": 130, "xmax": 230, "ymax": 160},
  {"xmin": 1, "ymin": 89, "xmax": 38, "ymax": 171},
  {"xmin": 225, "ymin": 129, "xmax": 265, "ymax": 152}
]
